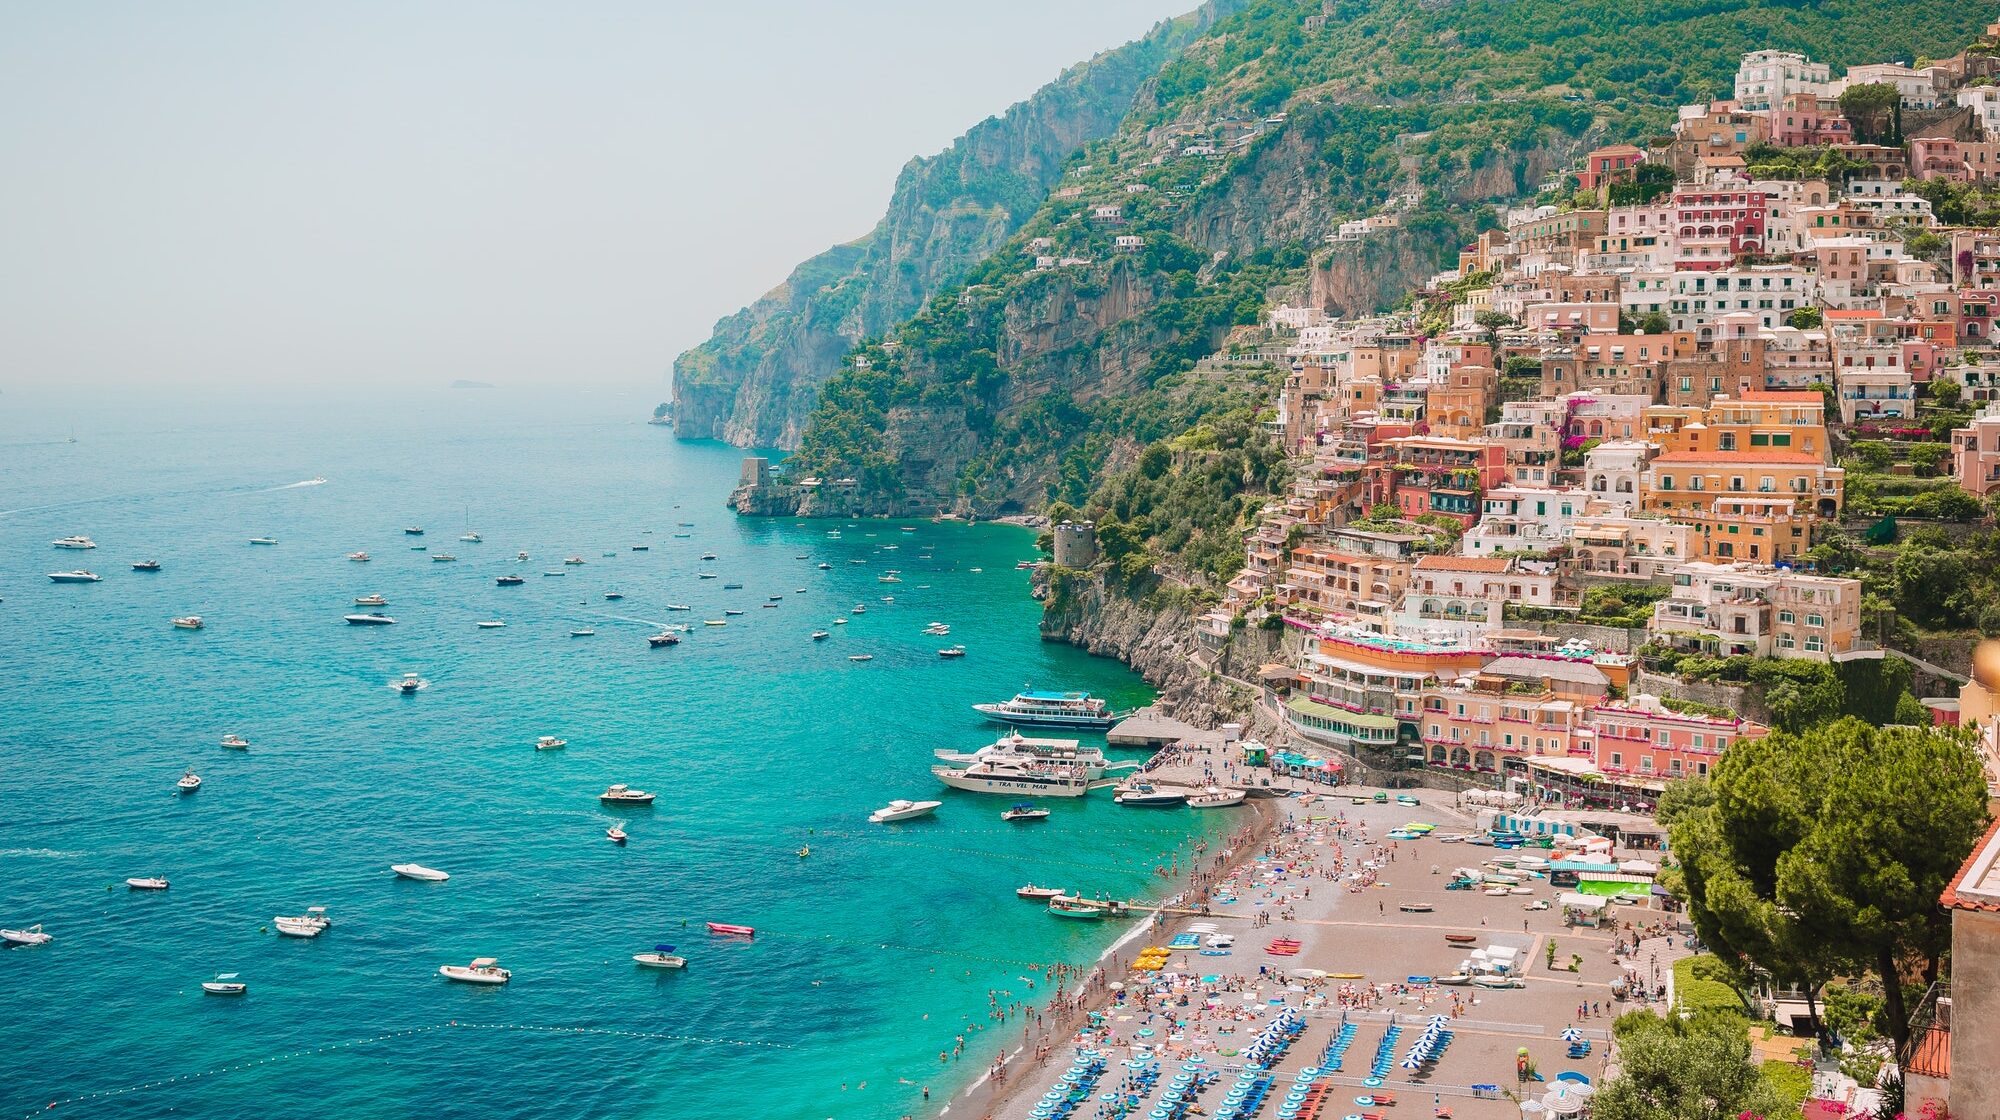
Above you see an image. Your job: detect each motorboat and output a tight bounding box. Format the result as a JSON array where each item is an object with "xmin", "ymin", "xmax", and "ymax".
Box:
[
  {"xmin": 923, "ymin": 623, "xmax": 951, "ymax": 635},
  {"xmin": 848, "ymin": 654, "xmax": 873, "ymax": 662},
  {"xmin": 439, "ymin": 958, "xmax": 511, "ymax": 985},
  {"xmin": 704, "ymin": 922, "xmax": 754, "ymax": 938},
  {"xmin": 832, "ymin": 618, "xmax": 846, "ymax": 625},
  {"xmin": 933, "ymin": 756, "xmax": 1092, "ymax": 798},
  {"xmin": 851, "ymin": 605, "xmax": 865, "ymax": 613},
  {"xmin": 412, "ymin": 545, "xmax": 427, "ymax": 551},
  {"xmin": 811, "ymin": 630, "xmax": 830, "ymax": 641},
  {"xmin": 631, "ymin": 544, "xmax": 648, "ymax": 551},
  {"xmin": 52, "ymin": 535, "xmax": 96, "ymax": 550},
  {"xmin": 571, "ymin": 628, "xmax": 596, "ymax": 637},
  {"xmin": 177, "ymin": 770, "xmax": 202, "ymax": 792},
  {"xmin": 48, "ymin": 571, "xmax": 102, "ymax": 583},
  {"xmin": 1436, "ymin": 973, "xmax": 1473, "ymax": 986},
  {"xmin": 647, "ymin": 631, "xmax": 681, "ymax": 647},
  {"xmin": 496, "ymin": 575, "xmax": 525, "ymax": 586},
  {"xmin": 817, "ymin": 562, "xmax": 832, "ymax": 570},
  {"xmin": 542, "ymin": 570, "xmax": 564, "ymax": 577},
  {"xmin": 600, "ymin": 784, "xmax": 656, "ymax": 805},
  {"xmin": 394, "ymin": 673, "xmax": 424, "ymax": 694},
  {"xmin": 1048, "ymin": 897, "xmax": 1117, "ymax": 920},
  {"xmin": 431, "ymin": 554, "xmax": 457, "ymax": 563},
  {"xmin": 248, "ymin": 538, "xmax": 278, "ymax": 546},
  {"xmin": 172, "ymin": 616, "xmax": 204, "ymax": 630},
  {"xmin": 973, "ymin": 689, "xmax": 1123, "ymax": 730},
  {"xmin": 1399, "ymin": 902, "xmax": 1435, "ymax": 914},
  {"xmin": 220, "ymin": 734, "xmax": 249, "ymax": 750},
  {"xmin": 476, "ymin": 620, "xmax": 505, "ymax": 629},
  {"xmin": 1114, "ymin": 783, "xmax": 1188, "ymax": 808},
  {"xmin": 133, "ymin": 560, "xmax": 161, "ymax": 571},
  {"xmin": 664, "ymin": 603, "xmax": 689, "ymax": 611},
  {"xmin": 405, "ymin": 527, "xmax": 425, "ymax": 535},
  {"xmin": 535, "ymin": 736, "xmax": 567, "ymax": 751},
  {"xmin": 878, "ymin": 574, "xmax": 901, "ymax": 584},
  {"xmin": 703, "ymin": 619, "xmax": 727, "ymax": 627},
  {"xmin": 723, "ymin": 609, "xmax": 745, "ymax": 617},
  {"xmin": 607, "ymin": 592, "xmax": 627, "ymax": 601},
  {"xmin": 516, "ymin": 551, "xmax": 529, "ymax": 561},
  {"xmin": 868, "ymin": 798, "xmax": 941, "ymax": 824},
  {"xmin": 1001, "ymin": 803, "xmax": 1050, "ymax": 822},
  {"xmin": 344, "ymin": 613, "xmax": 395, "ymax": 625},
  {"xmin": 461, "ymin": 532, "xmax": 482, "ymax": 543},
  {"xmin": 201, "ymin": 973, "xmax": 248, "ymax": 995},
  {"xmin": 606, "ymin": 823, "xmax": 628, "ymax": 844},
  {"xmin": 938, "ymin": 646, "xmax": 966, "ymax": 658},
  {"xmin": 700, "ymin": 553, "xmax": 717, "ymax": 561},
  {"xmin": 1187, "ymin": 787, "xmax": 1247, "ymax": 809},
  {"xmin": 767, "ymin": 595, "xmax": 783, "ymax": 602},
  {"xmin": 698, "ymin": 573, "xmax": 717, "ymax": 580},
  {"xmin": 1471, "ymin": 974, "xmax": 1525, "ymax": 989},
  {"xmin": 722, "ymin": 583, "xmax": 743, "ymax": 590},
  {"xmin": 563, "ymin": 556, "xmax": 585, "ymax": 566},
  {"xmin": 347, "ymin": 552, "xmax": 370, "ymax": 562},
  {"xmin": 392, "ymin": 864, "xmax": 450, "ymax": 881},
  {"xmin": 933, "ymin": 733, "xmax": 1111, "ymax": 778},
  {"xmin": 274, "ymin": 907, "xmax": 331, "ymax": 938},
  {"xmin": 1016, "ymin": 885, "xmax": 1065, "ymax": 900},
  {"xmin": 0, "ymin": 924, "xmax": 53, "ymax": 946},
  {"xmin": 634, "ymin": 946, "xmax": 686, "ymax": 969},
  {"xmin": 1444, "ymin": 933, "xmax": 1479, "ymax": 945},
  {"xmin": 354, "ymin": 594, "xmax": 388, "ymax": 606},
  {"xmin": 126, "ymin": 877, "xmax": 170, "ymax": 890}
]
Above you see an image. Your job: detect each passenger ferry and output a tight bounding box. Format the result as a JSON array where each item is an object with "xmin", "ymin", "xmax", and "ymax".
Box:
[
  {"xmin": 930, "ymin": 757, "xmax": 1092, "ymax": 798},
  {"xmin": 972, "ymin": 689, "xmax": 1124, "ymax": 730},
  {"xmin": 933, "ymin": 732, "xmax": 1115, "ymax": 779}
]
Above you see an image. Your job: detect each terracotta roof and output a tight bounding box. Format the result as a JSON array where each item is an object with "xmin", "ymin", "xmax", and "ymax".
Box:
[
  {"xmin": 1941, "ymin": 816, "xmax": 2000, "ymax": 913},
  {"xmin": 1414, "ymin": 555, "xmax": 1512, "ymax": 573},
  {"xmin": 1650, "ymin": 451, "xmax": 1826, "ymax": 465},
  {"xmin": 1824, "ymin": 308, "xmax": 1883, "ymax": 319},
  {"xmin": 1733, "ymin": 390, "xmax": 1822, "ymax": 403}
]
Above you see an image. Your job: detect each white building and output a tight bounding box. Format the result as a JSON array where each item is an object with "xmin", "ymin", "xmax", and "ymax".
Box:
[
  {"xmin": 1462, "ymin": 487, "xmax": 1593, "ymax": 557},
  {"xmin": 1581, "ymin": 440, "xmax": 1657, "ymax": 511},
  {"xmin": 1668, "ymin": 265, "xmax": 1811, "ymax": 335},
  {"xmin": 1734, "ymin": 50, "xmax": 1830, "ymax": 113}
]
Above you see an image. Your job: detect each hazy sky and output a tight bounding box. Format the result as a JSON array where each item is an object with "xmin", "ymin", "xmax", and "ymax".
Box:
[{"xmin": 0, "ymin": 1, "xmax": 1189, "ymax": 395}]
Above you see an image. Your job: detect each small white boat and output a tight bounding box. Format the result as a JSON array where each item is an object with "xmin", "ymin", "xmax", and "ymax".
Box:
[
  {"xmin": 171, "ymin": 616, "xmax": 204, "ymax": 630},
  {"xmin": 811, "ymin": 630, "xmax": 830, "ymax": 640},
  {"xmin": 1001, "ymin": 803, "xmax": 1050, "ymax": 822},
  {"xmin": 1188, "ymin": 787, "xmax": 1246, "ymax": 809},
  {"xmin": 832, "ymin": 618, "xmax": 847, "ymax": 625},
  {"xmin": 405, "ymin": 527, "xmax": 425, "ymax": 536},
  {"xmin": 461, "ymin": 532, "xmax": 481, "ymax": 542},
  {"xmin": 347, "ymin": 552, "xmax": 371, "ymax": 562},
  {"xmin": 177, "ymin": 770, "xmax": 202, "ymax": 792},
  {"xmin": 600, "ymin": 784, "xmax": 656, "ymax": 805},
  {"xmin": 1114, "ymin": 783, "xmax": 1188, "ymax": 808},
  {"xmin": 392, "ymin": 863, "xmax": 450, "ymax": 882},
  {"xmin": 633, "ymin": 945, "xmax": 687, "ymax": 970},
  {"xmin": 219, "ymin": 733, "xmax": 250, "ymax": 750},
  {"xmin": 851, "ymin": 605, "xmax": 865, "ymax": 613},
  {"xmin": 1015, "ymin": 884, "xmax": 1065, "ymax": 900},
  {"xmin": 126, "ymin": 876, "xmax": 170, "ymax": 890},
  {"xmin": 703, "ymin": 619, "xmax": 727, "ymax": 627},
  {"xmin": 476, "ymin": 620, "xmax": 505, "ymax": 629},
  {"xmin": 563, "ymin": 556, "xmax": 585, "ymax": 566},
  {"xmin": 354, "ymin": 594, "xmax": 388, "ymax": 607},
  {"xmin": 132, "ymin": 560, "xmax": 161, "ymax": 571},
  {"xmin": 394, "ymin": 672, "xmax": 423, "ymax": 693},
  {"xmin": 0, "ymin": 924, "xmax": 53, "ymax": 946},
  {"xmin": 52, "ymin": 535, "xmax": 96, "ymax": 550},
  {"xmin": 432, "ymin": 554, "xmax": 457, "ymax": 563},
  {"xmin": 607, "ymin": 823, "xmax": 628, "ymax": 844},
  {"xmin": 535, "ymin": 736, "xmax": 567, "ymax": 751},
  {"xmin": 201, "ymin": 973, "xmax": 247, "ymax": 995},
  {"xmin": 48, "ymin": 571, "xmax": 102, "ymax": 583},
  {"xmin": 571, "ymin": 628, "xmax": 596, "ymax": 637},
  {"xmin": 938, "ymin": 646, "xmax": 965, "ymax": 658},
  {"xmin": 848, "ymin": 654, "xmax": 873, "ymax": 662},
  {"xmin": 273, "ymin": 907, "xmax": 330, "ymax": 938},
  {"xmin": 817, "ymin": 562, "xmax": 832, "ymax": 570},
  {"xmin": 439, "ymin": 957, "xmax": 511, "ymax": 985},
  {"xmin": 868, "ymin": 798, "xmax": 941, "ymax": 824},
  {"xmin": 516, "ymin": 551, "xmax": 529, "ymax": 560},
  {"xmin": 248, "ymin": 537, "xmax": 278, "ymax": 546}
]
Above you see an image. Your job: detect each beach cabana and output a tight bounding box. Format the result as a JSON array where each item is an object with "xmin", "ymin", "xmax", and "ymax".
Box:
[{"xmin": 1557, "ymin": 892, "xmax": 1611, "ymax": 928}]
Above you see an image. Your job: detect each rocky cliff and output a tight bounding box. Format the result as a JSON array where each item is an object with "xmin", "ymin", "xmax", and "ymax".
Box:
[{"xmin": 672, "ymin": 1, "xmax": 1243, "ymax": 449}]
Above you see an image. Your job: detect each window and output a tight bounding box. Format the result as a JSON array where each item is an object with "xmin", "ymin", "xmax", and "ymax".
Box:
[
  {"xmin": 1610, "ymin": 752, "xmax": 1623, "ymax": 767},
  {"xmin": 1807, "ymin": 614, "xmax": 1823, "ymax": 627},
  {"xmin": 1778, "ymin": 610, "xmax": 1795, "ymax": 623},
  {"xmin": 1640, "ymin": 757, "xmax": 1655, "ymax": 771},
  {"xmin": 1691, "ymin": 733, "xmax": 1705, "ymax": 750}
]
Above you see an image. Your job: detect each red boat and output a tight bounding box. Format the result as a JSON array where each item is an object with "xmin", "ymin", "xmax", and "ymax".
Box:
[{"xmin": 706, "ymin": 922, "xmax": 755, "ymax": 938}]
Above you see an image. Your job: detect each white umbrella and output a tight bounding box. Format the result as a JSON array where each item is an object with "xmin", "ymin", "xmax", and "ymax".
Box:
[
  {"xmin": 1542, "ymin": 1085, "xmax": 1584, "ymax": 1116},
  {"xmin": 1559, "ymin": 1026, "xmax": 1583, "ymax": 1042},
  {"xmin": 1400, "ymin": 1055, "xmax": 1423, "ymax": 1069},
  {"xmin": 1428, "ymin": 1015, "xmax": 1451, "ymax": 1025}
]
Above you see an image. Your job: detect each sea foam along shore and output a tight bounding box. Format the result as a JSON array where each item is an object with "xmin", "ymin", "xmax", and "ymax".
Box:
[{"xmin": 945, "ymin": 796, "xmax": 1282, "ymax": 1119}]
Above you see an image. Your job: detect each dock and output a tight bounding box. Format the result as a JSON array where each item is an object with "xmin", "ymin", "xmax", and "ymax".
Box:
[{"xmin": 1107, "ymin": 706, "xmax": 1212, "ymax": 749}]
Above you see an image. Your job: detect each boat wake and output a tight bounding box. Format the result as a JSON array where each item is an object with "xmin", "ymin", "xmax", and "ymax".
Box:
[
  {"xmin": 0, "ymin": 848, "xmax": 85, "ymax": 860},
  {"xmin": 263, "ymin": 477, "xmax": 328, "ymax": 492}
]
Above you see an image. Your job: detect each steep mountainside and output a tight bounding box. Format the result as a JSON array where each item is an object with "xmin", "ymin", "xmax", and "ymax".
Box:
[
  {"xmin": 672, "ymin": 1, "xmax": 1245, "ymax": 448},
  {"xmin": 755, "ymin": 0, "xmax": 1976, "ymax": 518}
]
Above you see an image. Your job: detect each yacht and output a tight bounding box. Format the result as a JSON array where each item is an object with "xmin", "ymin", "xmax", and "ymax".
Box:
[
  {"xmin": 600, "ymin": 784, "xmax": 656, "ymax": 805},
  {"xmin": 438, "ymin": 957, "xmax": 510, "ymax": 985},
  {"xmin": 923, "ymin": 623, "xmax": 951, "ymax": 635},
  {"xmin": 48, "ymin": 571, "xmax": 102, "ymax": 583},
  {"xmin": 347, "ymin": 552, "xmax": 371, "ymax": 562},
  {"xmin": 633, "ymin": 946, "xmax": 686, "ymax": 969},
  {"xmin": 878, "ymin": 574, "xmax": 901, "ymax": 584},
  {"xmin": 868, "ymin": 798, "xmax": 942, "ymax": 824},
  {"xmin": 52, "ymin": 536, "xmax": 96, "ymax": 550},
  {"xmin": 832, "ymin": 618, "xmax": 847, "ymax": 625},
  {"xmin": 132, "ymin": 560, "xmax": 161, "ymax": 572},
  {"xmin": 126, "ymin": 877, "xmax": 170, "ymax": 891},
  {"xmin": 570, "ymin": 628, "xmax": 596, "ymax": 638},
  {"xmin": 932, "ymin": 757, "xmax": 1092, "ymax": 798},
  {"xmin": 394, "ymin": 672, "xmax": 424, "ymax": 694},
  {"xmin": 495, "ymin": 575, "xmax": 525, "ymax": 586},
  {"xmin": 1114, "ymin": 782, "xmax": 1188, "ymax": 809},
  {"xmin": 177, "ymin": 770, "xmax": 202, "ymax": 793},
  {"xmin": 172, "ymin": 616, "xmax": 204, "ymax": 630},
  {"xmin": 344, "ymin": 613, "xmax": 395, "ymax": 625},
  {"xmin": 1001, "ymin": 803, "xmax": 1051, "ymax": 822},
  {"xmin": 606, "ymin": 822, "xmax": 628, "ymax": 844},
  {"xmin": 647, "ymin": 631, "xmax": 681, "ymax": 647},
  {"xmin": 1187, "ymin": 787, "xmax": 1247, "ymax": 809},
  {"xmin": 973, "ymin": 689, "xmax": 1122, "ymax": 730},
  {"xmin": 1, "ymin": 924, "xmax": 54, "ymax": 946},
  {"xmin": 535, "ymin": 736, "xmax": 567, "ymax": 751},
  {"xmin": 405, "ymin": 527, "xmax": 425, "ymax": 535},
  {"xmin": 248, "ymin": 537, "xmax": 278, "ymax": 546},
  {"xmin": 273, "ymin": 907, "xmax": 331, "ymax": 938},
  {"xmin": 811, "ymin": 630, "xmax": 830, "ymax": 641},
  {"xmin": 354, "ymin": 594, "xmax": 387, "ymax": 606},
  {"xmin": 392, "ymin": 864, "xmax": 450, "ymax": 882},
  {"xmin": 933, "ymin": 733, "xmax": 1112, "ymax": 778},
  {"xmin": 1016, "ymin": 884, "xmax": 1065, "ymax": 900},
  {"xmin": 220, "ymin": 734, "xmax": 249, "ymax": 750},
  {"xmin": 201, "ymin": 973, "xmax": 248, "ymax": 996},
  {"xmin": 698, "ymin": 573, "xmax": 717, "ymax": 579},
  {"xmin": 476, "ymin": 620, "xmax": 505, "ymax": 629}
]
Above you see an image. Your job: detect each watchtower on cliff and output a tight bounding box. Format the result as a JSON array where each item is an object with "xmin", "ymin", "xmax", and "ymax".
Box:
[
  {"xmin": 738, "ymin": 457, "xmax": 771, "ymax": 489},
  {"xmin": 1052, "ymin": 520, "xmax": 1098, "ymax": 568}
]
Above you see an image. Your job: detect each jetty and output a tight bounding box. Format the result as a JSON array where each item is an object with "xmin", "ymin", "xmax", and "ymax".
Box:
[{"xmin": 1107, "ymin": 706, "xmax": 1205, "ymax": 748}]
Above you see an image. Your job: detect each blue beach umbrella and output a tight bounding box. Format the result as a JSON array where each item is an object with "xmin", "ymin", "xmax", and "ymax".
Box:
[
  {"xmin": 1400, "ymin": 1055, "xmax": 1423, "ymax": 1070},
  {"xmin": 1559, "ymin": 1026, "xmax": 1583, "ymax": 1042}
]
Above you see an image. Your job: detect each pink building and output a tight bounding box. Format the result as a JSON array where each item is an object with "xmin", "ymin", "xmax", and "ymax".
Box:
[
  {"xmin": 1673, "ymin": 188, "xmax": 1769, "ymax": 271},
  {"xmin": 1577, "ymin": 144, "xmax": 1646, "ymax": 191},
  {"xmin": 1770, "ymin": 93, "xmax": 1852, "ymax": 147},
  {"xmin": 1953, "ymin": 405, "xmax": 2000, "ymax": 498},
  {"xmin": 1586, "ymin": 694, "xmax": 1769, "ymax": 783},
  {"xmin": 1913, "ymin": 136, "xmax": 1970, "ymax": 183}
]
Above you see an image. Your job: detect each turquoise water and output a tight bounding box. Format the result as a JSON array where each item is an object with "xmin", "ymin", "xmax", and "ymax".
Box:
[{"xmin": 0, "ymin": 386, "xmax": 1213, "ymax": 1120}]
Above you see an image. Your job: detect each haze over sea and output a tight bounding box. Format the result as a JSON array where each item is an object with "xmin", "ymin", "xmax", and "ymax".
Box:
[{"xmin": 0, "ymin": 385, "xmax": 1215, "ymax": 1120}]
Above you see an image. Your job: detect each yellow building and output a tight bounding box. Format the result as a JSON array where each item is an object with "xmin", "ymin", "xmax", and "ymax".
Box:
[
  {"xmin": 1643, "ymin": 391, "xmax": 1829, "ymax": 459},
  {"xmin": 1639, "ymin": 451, "xmax": 1844, "ymax": 563}
]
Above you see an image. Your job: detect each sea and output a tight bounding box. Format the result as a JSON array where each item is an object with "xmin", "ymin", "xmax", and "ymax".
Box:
[{"xmin": 0, "ymin": 384, "xmax": 1221, "ymax": 1120}]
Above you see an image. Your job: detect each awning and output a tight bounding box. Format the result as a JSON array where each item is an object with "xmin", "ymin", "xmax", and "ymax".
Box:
[
  {"xmin": 1558, "ymin": 893, "xmax": 1609, "ymax": 910},
  {"xmin": 1286, "ymin": 697, "xmax": 1398, "ymax": 730}
]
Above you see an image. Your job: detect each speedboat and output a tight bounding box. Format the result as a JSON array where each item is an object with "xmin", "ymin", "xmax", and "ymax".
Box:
[
  {"xmin": 878, "ymin": 574, "xmax": 901, "ymax": 583},
  {"xmin": 274, "ymin": 907, "xmax": 331, "ymax": 938},
  {"xmin": 535, "ymin": 736, "xmax": 567, "ymax": 751},
  {"xmin": 496, "ymin": 575, "xmax": 525, "ymax": 586},
  {"xmin": 201, "ymin": 973, "xmax": 248, "ymax": 995},
  {"xmin": 647, "ymin": 631, "xmax": 681, "ymax": 647},
  {"xmin": 126, "ymin": 877, "xmax": 170, "ymax": 891},
  {"xmin": 515, "ymin": 551, "xmax": 529, "ymax": 561},
  {"xmin": 600, "ymin": 784, "xmax": 656, "ymax": 805},
  {"xmin": 248, "ymin": 537, "xmax": 278, "ymax": 546},
  {"xmin": 564, "ymin": 556, "xmax": 585, "ymax": 566},
  {"xmin": 133, "ymin": 560, "xmax": 161, "ymax": 571},
  {"xmin": 1016, "ymin": 885, "xmax": 1065, "ymax": 900},
  {"xmin": 851, "ymin": 605, "xmax": 865, "ymax": 613},
  {"xmin": 631, "ymin": 544, "xmax": 648, "ymax": 551},
  {"xmin": 634, "ymin": 946, "xmax": 686, "ymax": 969},
  {"xmin": 848, "ymin": 654, "xmax": 873, "ymax": 662},
  {"xmin": 703, "ymin": 620, "xmax": 726, "ymax": 627},
  {"xmin": 172, "ymin": 616, "xmax": 204, "ymax": 630},
  {"xmin": 817, "ymin": 562, "xmax": 832, "ymax": 570},
  {"xmin": 606, "ymin": 822, "xmax": 628, "ymax": 843},
  {"xmin": 832, "ymin": 618, "xmax": 847, "ymax": 625},
  {"xmin": 354, "ymin": 594, "xmax": 388, "ymax": 606},
  {"xmin": 431, "ymin": 553, "xmax": 457, "ymax": 563},
  {"xmin": 1001, "ymin": 803, "xmax": 1050, "ymax": 822},
  {"xmin": 392, "ymin": 864, "xmax": 450, "ymax": 881},
  {"xmin": 700, "ymin": 553, "xmax": 717, "ymax": 561},
  {"xmin": 1, "ymin": 925, "xmax": 53, "ymax": 946},
  {"xmin": 394, "ymin": 672, "xmax": 423, "ymax": 694},
  {"xmin": 52, "ymin": 535, "xmax": 96, "ymax": 549},
  {"xmin": 344, "ymin": 613, "xmax": 395, "ymax": 625},
  {"xmin": 405, "ymin": 527, "xmax": 425, "ymax": 535},
  {"xmin": 219, "ymin": 734, "xmax": 249, "ymax": 750},
  {"xmin": 810, "ymin": 630, "xmax": 830, "ymax": 640},
  {"xmin": 607, "ymin": 592, "xmax": 627, "ymax": 601},
  {"xmin": 868, "ymin": 798, "xmax": 941, "ymax": 824},
  {"xmin": 938, "ymin": 646, "xmax": 966, "ymax": 658},
  {"xmin": 439, "ymin": 958, "xmax": 511, "ymax": 985},
  {"xmin": 1114, "ymin": 782, "xmax": 1188, "ymax": 808},
  {"xmin": 698, "ymin": 573, "xmax": 717, "ymax": 579},
  {"xmin": 664, "ymin": 603, "xmax": 689, "ymax": 611},
  {"xmin": 571, "ymin": 628, "xmax": 596, "ymax": 638},
  {"xmin": 476, "ymin": 620, "xmax": 505, "ymax": 629},
  {"xmin": 347, "ymin": 552, "xmax": 370, "ymax": 562},
  {"xmin": 48, "ymin": 571, "xmax": 102, "ymax": 583},
  {"xmin": 1188, "ymin": 787, "xmax": 1246, "ymax": 809},
  {"xmin": 177, "ymin": 770, "xmax": 202, "ymax": 792}
]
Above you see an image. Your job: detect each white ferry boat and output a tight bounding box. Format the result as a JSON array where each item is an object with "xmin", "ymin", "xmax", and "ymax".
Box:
[
  {"xmin": 930, "ymin": 757, "xmax": 1092, "ymax": 798},
  {"xmin": 972, "ymin": 689, "xmax": 1123, "ymax": 730},
  {"xmin": 933, "ymin": 732, "xmax": 1113, "ymax": 778}
]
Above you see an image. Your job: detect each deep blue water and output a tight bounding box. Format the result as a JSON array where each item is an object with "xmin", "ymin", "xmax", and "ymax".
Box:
[{"xmin": 0, "ymin": 386, "xmax": 1212, "ymax": 1120}]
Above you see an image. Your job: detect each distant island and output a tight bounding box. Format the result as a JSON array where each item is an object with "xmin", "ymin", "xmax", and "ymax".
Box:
[{"xmin": 450, "ymin": 379, "xmax": 494, "ymax": 390}]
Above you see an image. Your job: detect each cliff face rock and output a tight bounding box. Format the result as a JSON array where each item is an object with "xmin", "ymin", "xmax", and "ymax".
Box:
[
  {"xmin": 672, "ymin": 2, "xmax": 1243, "ymax": 449},
  {"xmin": 1306, "ymin": 222, "xmax": 1465, "ymax": 319}
]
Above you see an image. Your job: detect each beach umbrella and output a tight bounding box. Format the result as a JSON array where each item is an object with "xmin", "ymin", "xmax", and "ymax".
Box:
[
  {"xmin": 1428, "ymin": 1015, "xmax": 1451, "ymax": 1026},
  {"xmin": 1559, "ymin": 1026, "xmax": 1582, "ymax": 1042},
  {"xmin": 1541, "ymin": 1085, "xmax": 1584, "ymax": 1115},
  {"xmin": 1400, "ymin": 1055, "xmax": 1423, "ymax": 1069}
]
